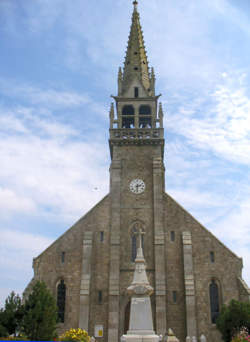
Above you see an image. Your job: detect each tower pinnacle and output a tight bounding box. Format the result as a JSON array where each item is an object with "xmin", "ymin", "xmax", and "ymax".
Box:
[{"xmin": 119, "ymin": 0, "xmax": 153, "ymax": 96}]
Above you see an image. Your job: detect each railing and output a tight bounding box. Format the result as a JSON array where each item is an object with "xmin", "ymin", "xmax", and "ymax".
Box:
[{"xmin": 109, "ymin": 128, "xmax": 164, "ymax": 140}]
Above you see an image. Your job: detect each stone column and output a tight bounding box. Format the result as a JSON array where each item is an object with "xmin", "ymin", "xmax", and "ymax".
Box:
[
  {"xmin": 108, "ymin": 158, "xmax": 122, "ymax": 342},
  {"xmin": 182, "ymin": 232, "xmax": 197, "ymax": 338},
  {"xmin": 79, "ymin": 231, "xmax": 93, "ymax": 330},
  {"xmin": 153, "ymin": 157, "xmax": 167, "ymax": 335}
]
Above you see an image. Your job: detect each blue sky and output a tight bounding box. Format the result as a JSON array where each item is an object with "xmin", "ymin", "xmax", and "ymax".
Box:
[{"xmin": 0, "ymin": 0, "xmax": 250, "ymax": 306}]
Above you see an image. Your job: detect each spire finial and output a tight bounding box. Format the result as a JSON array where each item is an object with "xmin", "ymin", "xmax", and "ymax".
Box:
[{"xmin": 133, "ymin": 0, "xmax": 138, "ymax": 10}]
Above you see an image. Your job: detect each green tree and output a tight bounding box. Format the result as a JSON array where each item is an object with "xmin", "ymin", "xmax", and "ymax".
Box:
[
  {"xmin": 216, "ymin": 299, "xmax": 250, "ymax": 342},
  {"xmin": 22, "ymin": 281, "xmax": 58, "ymax": 341},
  {"xmin": 0, "ymin": 291, "xmax": 24, "ymax": 336},
  {"xmin": 0, "ymin": 308, "xmax": 8, "ymax": 337}
]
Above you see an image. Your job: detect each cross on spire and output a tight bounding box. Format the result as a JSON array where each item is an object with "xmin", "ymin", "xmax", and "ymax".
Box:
[
  {"xmin": 133, "ymin": 0, "xmax": 138, "ymax": 10},
  {"xmin": 137, "ymin": 228, "xmax": 145, "ymax": 249}
]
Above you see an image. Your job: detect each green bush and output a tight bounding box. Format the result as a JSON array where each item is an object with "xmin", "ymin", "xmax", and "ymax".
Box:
[
  {"xmin": 0, "ymin": 323, "xmax": 8, "ymax": 338},
  {"xmin": 216, "ymin": 299, "xmax": 250, "ymax": 342},
  {"xmin": 59, "ymin": 328, "xmax": 90, "ymax": 342}
]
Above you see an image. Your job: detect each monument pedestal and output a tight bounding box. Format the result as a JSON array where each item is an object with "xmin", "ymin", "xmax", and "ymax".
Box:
[
  {"xmin": 121, "ymin": 334, "xmax": 160, "ymax": 342},
  {"xmin": 120, "ymin": 229, "xmax": 160, "ymax": 342}
]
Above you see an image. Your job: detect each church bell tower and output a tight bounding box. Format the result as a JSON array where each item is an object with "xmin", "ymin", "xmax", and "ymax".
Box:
[{"xmin": 108, "ymin": 1, "xmax": 167, "ymax": 340}]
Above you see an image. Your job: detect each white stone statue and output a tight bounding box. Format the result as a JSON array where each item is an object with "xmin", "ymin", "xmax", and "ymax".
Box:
[
  {"xmin": 192, "ymin": 337, "xmax": 197, "ymax": 342},
  {"xmin": 186, "ymin": 337, "xmax": 191, "ymax": 342}
]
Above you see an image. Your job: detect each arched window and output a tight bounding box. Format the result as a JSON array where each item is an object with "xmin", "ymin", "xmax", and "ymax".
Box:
[
  {"xmin": 139, "ymin": 105, "xmax": 151, "ymax": 115},
  {"xmin": 209, "ymin": 280, "xmax": 220, "ymax": 324},
  {"xmin": 122, "ymin": 105, "xmax": 134, "ymax": 115},
  {"xmin": 57, "ymin": 280, "xmax": 66, "ymax": 323}
]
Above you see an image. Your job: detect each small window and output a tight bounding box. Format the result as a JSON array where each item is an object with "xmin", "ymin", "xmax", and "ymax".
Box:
[
  {"xmin": 210, "ymin": 251, "xmax": 215, "ymax": 263},
  {"xmin": 134, "ymin": 87, "xmax": 139, "ymax": 98},
  {"xmin": 127, "ymin": 61, "xmax": 130, "ymax": 65},
  {"xmin": 134, "ymin": 67, "xmax": 138, "ymax": 70},
  {"xmin": 100, "ymin": 231, "xmax": 104, "ymax": 242},
  {"xmin": 139, "ymin": 105, "xmax": 151, "ymax": 115},
  {"xmin": 134, "ymin": 52, "xmax": 138, "ymax": 55},
  {"xmin": 170, "ymin": 231, "xmax": 175, "ymax": 242},
  {"xmin": 98, "ymin": 290, "xmax": 102, "ymax": 304},
  {"xmin": 61, "ymin": 252, "xmax": 65, "ymax": 264},
  {"xmin": 173, "ymin": 291, "xmax": 177, "ymax": 303}
]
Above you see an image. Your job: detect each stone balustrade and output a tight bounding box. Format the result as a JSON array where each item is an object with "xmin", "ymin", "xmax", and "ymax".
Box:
[{"xmin": 109, "ymin": 128, "xmax": 164, "ymax": 141}]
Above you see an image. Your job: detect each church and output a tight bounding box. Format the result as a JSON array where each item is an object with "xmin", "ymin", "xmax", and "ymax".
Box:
[{"xmin": 24, "ymin": 2, "xmax": 250, "ymax": 342}]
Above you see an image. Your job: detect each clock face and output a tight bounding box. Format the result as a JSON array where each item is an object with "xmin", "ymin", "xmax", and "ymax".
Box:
[{"xmin": 129, "ymin": 179, "xmax": 145, "ymax": 194}]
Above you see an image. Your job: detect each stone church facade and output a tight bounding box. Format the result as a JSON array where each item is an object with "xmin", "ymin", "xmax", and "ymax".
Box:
[{"xmin": 25, "ymin": 2, "xmax": 250, "ymax": 342}]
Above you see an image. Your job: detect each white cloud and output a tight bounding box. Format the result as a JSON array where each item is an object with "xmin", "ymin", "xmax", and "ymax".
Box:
[
  {"xmin": 0, "ymin": 229, "xmax": 54, "ymax": 307},
  {"xmin": 0, "ymin": 229, "xmax": 52, "ymax": 254},
  {"xmin": 166, "ymin": 71, "xmax": 250, "ymax": 165},
  {"xmin": 168, "ymin": 188, "xmax": 224, "ymax": 209},
  {"xmin": 0, "ymin": 80, "xmax": 91, "ymax": 109},
  {"xmin": 0, "ymin": 104, "xmax": 109, "ymax": 223},
  {"xmin": 211, "ymin": 198, "xmax": 250, "ymax": 284},
  {"xmin": 0, "ymin": 188, "xmax": 37, "ymax": 216}
]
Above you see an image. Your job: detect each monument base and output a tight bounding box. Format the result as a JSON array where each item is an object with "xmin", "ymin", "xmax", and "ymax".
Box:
[{"xmin": 121, "ymin": 334, "xmax": 160, "ymax": 342}]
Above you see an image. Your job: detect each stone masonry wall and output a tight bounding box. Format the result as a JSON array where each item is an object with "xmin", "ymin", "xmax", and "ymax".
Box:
[
  {"xmin": 33, "ymin": 195, "xmax": 110, "ymax": 336},
  {"xmin": 164, "ymin": 194, "xmax": 244, "ymax": 342}
]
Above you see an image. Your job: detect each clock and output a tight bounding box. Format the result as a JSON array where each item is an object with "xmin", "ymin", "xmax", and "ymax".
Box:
[{"xmin": 129, "ymin": 179, "xmax": 145, "ymax": 194}]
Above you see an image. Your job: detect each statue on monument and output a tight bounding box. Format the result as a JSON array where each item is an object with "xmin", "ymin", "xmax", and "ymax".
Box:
[{"xmin": 121, "ymin": 229, "xmax": 159, "ymax": 342}]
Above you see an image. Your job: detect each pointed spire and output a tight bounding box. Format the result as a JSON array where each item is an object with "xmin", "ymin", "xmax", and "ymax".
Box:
[{"xmin": 121, "ymin": 0, "xmax": 151, "ymax": 95}]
